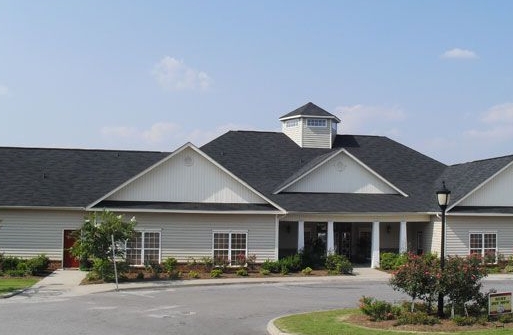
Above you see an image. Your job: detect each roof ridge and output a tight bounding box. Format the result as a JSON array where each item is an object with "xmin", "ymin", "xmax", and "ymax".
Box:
[
  {"xmin": 0, "ymin": 146, "xmax": 169, "ymax": 154},
  {"xmin": 449, "ymin": 154, "xmax": 513, "ymax": 167}
]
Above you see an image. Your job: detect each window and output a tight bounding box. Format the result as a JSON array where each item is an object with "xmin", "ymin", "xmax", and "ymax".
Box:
[
  {"xmin": 285, "ymin": 119, "xmax": 299, "ymax": 127},
  {"xmin": 213, "ymin": 231, "xmax": 247, "ymax": 265},
  {"xmin": 307, "ymin": 118, "xmax": 327, "ymax": 127},
  {"xmin": 469, "ymin": 232, "xmax": 497, "ymax": 263},
  {"xmin": 126, "ymin": 231, "xmax": 161, "ymax": 265}
]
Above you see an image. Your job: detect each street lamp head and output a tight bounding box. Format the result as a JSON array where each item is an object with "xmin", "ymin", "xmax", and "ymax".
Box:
[{"xmin": 436, "ymin": 181, "xmax": 451, "ymax": 210}]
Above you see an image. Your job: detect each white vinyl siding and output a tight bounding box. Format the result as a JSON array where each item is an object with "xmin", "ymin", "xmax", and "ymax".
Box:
[
  {"xmin": 445, "ymin": 216, "xmax": 513, "ymax": 259},
  {"xmin": 0, "ymin": 209, "xmax": 83, "ymax": 260},
  {"xmin": 107, "ymin": 147, "xmax": 267, "ymax": 204},
  {"xmin": 282, "ymin": 118, "xmax": 303, "ymax": 147},
  {"xmin": 133, "ymin": 213, "xmax": 276, "ymax": 263},
  {"xmin": 460, "ymin": 163, "xmax": 513, "ymax": 206},
  {"xmin": 302, "ymin": 118, "xmax": 332, "ymax": 149},
  {"xmin": 283, "ymin": 151, "xmax": 398, "ymax": 194}
]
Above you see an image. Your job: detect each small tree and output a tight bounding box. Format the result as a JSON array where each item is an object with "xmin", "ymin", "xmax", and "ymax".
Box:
[
  {"xmin": 440, "ymin": 254, "xmax": 487, "ymax": 317},
  {"xmin": 71, "ymin": 210, "xmax": 136, "ymax": 280},
  {"xmin": 390, "ymin": 253, "xmax": 440, "ymax": 312}
]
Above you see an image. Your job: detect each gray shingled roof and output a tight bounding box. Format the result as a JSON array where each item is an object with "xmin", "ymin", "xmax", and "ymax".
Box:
[
  {"xmin": 201, "ymin": 131, "xmax": 448, "ymax": 213},
  {"xmin": 0, "ymin": 147, "xmax": 168, "ymax": 207},
  {"xmin": 432, "ymin": 155, "xmax": 513, "ymax": 212},
  {"xmin": 279, "ymin": 102, "xmax": 340, "ymax": 122}
]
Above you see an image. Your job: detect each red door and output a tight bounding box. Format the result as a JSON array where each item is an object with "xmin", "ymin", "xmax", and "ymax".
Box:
[{"xmin": 63, "ymin": 230, "xmax": 80, "ymax": 268}]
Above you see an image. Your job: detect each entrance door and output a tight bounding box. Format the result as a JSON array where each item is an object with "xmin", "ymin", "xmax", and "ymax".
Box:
[{"xmin": 63, "ymin": 230, "xmax": 80, "ymax": 268}]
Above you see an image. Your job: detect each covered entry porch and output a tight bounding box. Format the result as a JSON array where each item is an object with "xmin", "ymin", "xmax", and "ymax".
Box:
[{"xmin": 278, "ymin": 215, "xmax": 430, "ymax": 268}]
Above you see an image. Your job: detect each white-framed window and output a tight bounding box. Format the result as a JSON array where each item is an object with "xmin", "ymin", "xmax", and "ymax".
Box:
[
  {"xmin": 126, "ymin": 230, "xmax": 161, "ymax": 266},
  {"xmin": 307, "ymin": 118, "xmax": 327, "ymax": 127},
  {"xmin": 213, "ymin": 231, "xmax": 247, "ymax": 266},
  {"xmin": 285, "ymin": 119, "xmax": 299, "ymax": 128},
  {"xmin": 469, "ymin": 232, "xmax": 497, "ymax": 263}
]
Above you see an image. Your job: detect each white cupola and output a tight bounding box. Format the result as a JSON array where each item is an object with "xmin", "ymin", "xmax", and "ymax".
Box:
[{"xmin": 279, "ymin": 102, "xmax": 340, "ymax": 149}]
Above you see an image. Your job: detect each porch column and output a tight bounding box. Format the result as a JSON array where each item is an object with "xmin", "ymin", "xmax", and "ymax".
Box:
[
  {"xmin": 327, "ymin": 221, "xmax": 334, "ymax": 254},
  {"xmin": 297, "ymin": 220, "xmax": 305, "ymax": 252},
  {"xmin": 399, "ymin": 221, "xmax": 407, "ymax": 254},
  {"xmin": 371, "ymin": 221, "xmax": 380, "ymax": 268}
]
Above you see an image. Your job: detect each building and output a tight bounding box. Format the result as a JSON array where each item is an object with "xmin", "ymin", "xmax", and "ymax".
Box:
[{"xmin": 1, "ymin": 102, "xmax": 512, "ymax": 268}]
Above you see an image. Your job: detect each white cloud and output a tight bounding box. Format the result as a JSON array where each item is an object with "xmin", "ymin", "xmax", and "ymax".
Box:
[
  {"xmin": 334, "ymin": 104, "xmax": 406, "ymax": 135},
  {"xmin": 481, "ymin": 103, "xmax": 513, "ymax": 123},
  {"xmin": 464, "ymin": 103, "xmax": 513, "ymax": 141},
  {"xmin": 102, "ymin": 122, "xmax": 182, "ymax": 146},
  {"xmin": 142, "ymin": 122, "xmax": 181, "ymax": 143},
  {"xmin": 440, "ymin": 48, "xmax": 478, "ymax": 60},
  {"xmin": 152, "ymin": 56, "xmax": 212, "ymax": 91},
  {"xmin": 0, "ymin": 84, "xmax": 9, "ymax": 96},
  {"xmin": 101, "ymin": 126, "xmax": 138, "ymax": 138}
]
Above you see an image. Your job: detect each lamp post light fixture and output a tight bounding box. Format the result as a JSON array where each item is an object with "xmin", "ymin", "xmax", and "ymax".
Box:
[{"xmin": 436, "ymin": 181, "xmax": 451, "ymax": 318}]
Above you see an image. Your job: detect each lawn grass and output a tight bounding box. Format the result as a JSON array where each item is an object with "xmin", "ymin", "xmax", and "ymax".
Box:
[
  {"xmin": 0, "ymin": 277, "xmax": 38, "ymax": 294},
  {"xmin": 273, "ymin": 309, "xmax": 513, "ymax": 335}
]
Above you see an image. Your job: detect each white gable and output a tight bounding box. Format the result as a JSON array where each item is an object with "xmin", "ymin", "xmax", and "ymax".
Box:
[
  {"xmin": 459, "ymin": 162, "xmax": 513, "ymax": 206},
  {"xmin": 107, "ymin": 146, "xmax": 267, "ymax": 204},
  {"xmin": 282, "ymin": 151, "xmax": 399, "ymax": 194}
]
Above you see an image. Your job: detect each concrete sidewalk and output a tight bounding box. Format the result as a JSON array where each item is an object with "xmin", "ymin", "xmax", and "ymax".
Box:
[{"xmin": 22, "ymin": 266, "xmax": 391, "ymax": 298}]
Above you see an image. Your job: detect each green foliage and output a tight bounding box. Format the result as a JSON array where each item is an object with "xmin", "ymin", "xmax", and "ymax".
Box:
[
  {"xmin": 26, "ymin": 254, "xmax": 50, "ymax": 275},
  {"xmin": 395, "ymin": 311, "xmax": 440, "ymax": 326},
  {"xmin": 200, "ymin": 256, "xmax": 214, "ymax": 271},
  {"xmin": 210, "ymin": 268, "xmax": 223, "ymax": 278},
  {"xmin": 302, "ymin": 267, "xmax": 313, "ymax": 275},
  {"xmin": 71, "ymin": 210, "xmax": 136, "ymax": 263},
  {"xmin": 188, "ymin": 270, "xmax": 200, "ymax": 279},
  {"xmin": 358, "ymin": 296, "xmax": 399, "ymax": 321},
  {"xmin": 246, "ymin": 254, "xmax": 257, "ymax": 270},
  {"xmin": 498, "ymin": 313, "xmax": 513, "ymax": 323},
  {"xmin": 380, "ymin": 253, "xmax": 407, "ymax": 271},
  {"xmin": 236, "ymin": 268, "xmax": 248, "ymax": 276},
  {"xmin": 504, "ymin": 265, "xmax": 513, "ymax": 273},
  {"xmin": 452, "ymin": 315, "xmax": 487, "ymax": 326},
  {"xmin": 88, "ymin": 258, "xmax": 129, "ymax": 282},
  {"xmin": 162, "ymin": 257, "xmax": 178, "ymax": 273},
  {"xmin": 260, "ymin": 269, "xmax": 270, "ymax": 275},
  {"xmin": 440, "ymin": 254, "xmax": 487, "ymax": 313},
  {"xmin": 145, "ymin": 261, "xmax": 162, "ymax": 278},
  {"xmin": 136, "ymin": 272, "xmax": 144, "ymax": 280},
  {"xmin": 279, "ymin": 254, "xmax": 303, "ymax": 273},
  {"xmin": 6, "ymin": 269, "xmax": 27, "ymax": 277},
  {"xmin": 1, "ymin": 256, "xmax": 21, "ymax": 271},
  {"xmin": 390, "ymin": 252, "xmax": 439, "ymax": 311},
  {"xmin": 261, "ymin": 259, "xmax": 280, "ymax": 273},
  {"xmin": 325, "ymin": 253, "xmax": 353, "ymax": 274}
]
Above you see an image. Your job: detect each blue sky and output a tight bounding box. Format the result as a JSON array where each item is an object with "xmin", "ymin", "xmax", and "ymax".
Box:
[{"xmin": 1, "ymin": 1, "xmax": 512, "ymax": 164}]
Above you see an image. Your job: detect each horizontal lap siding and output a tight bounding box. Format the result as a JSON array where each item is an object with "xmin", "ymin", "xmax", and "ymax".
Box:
[
  {"xmin": 446, "ymin": 216, "xmax": 513, "ymax": 257},
  {"xmin": 0, "ymin": 209, "xmax": 84, "ymax": 260},
  {"xmin": 130, "ymin": 213, "xmax": 277, "ymax": 263}
]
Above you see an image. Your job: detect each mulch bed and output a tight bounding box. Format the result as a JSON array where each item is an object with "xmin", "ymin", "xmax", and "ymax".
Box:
[{"xmin": 345, "ymin": 313, "xmax": 513, "ymax": 332}]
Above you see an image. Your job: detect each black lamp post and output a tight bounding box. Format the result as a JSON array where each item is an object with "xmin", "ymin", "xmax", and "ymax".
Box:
[{"xmin": 436, "ymin": 181, "xmax": 451, "ymax": 318}]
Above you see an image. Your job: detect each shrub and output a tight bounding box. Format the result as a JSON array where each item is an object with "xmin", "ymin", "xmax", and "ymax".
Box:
[
  {"xmin": 26, "ymin": 254, "xmax": 50, "ymax": 275},
  {"xmin": 325, "ymin": 254, "xmax": 352, "ymax": 274},
  {"xmin": 145, "ymin": 261, "xmax": 162, "ymax": 279},
  {"xmin": 136, "ymin": 272, "xmax": 144, "ymax": 280},
  {"xmin": 236, "ymin": 268, "xmax": 248, "ymax": 276},
  {"xmin": 504, "ymin": 265, "xmax": 513, "ymax": 273},
  {"xmin": 302, "ymin": 267, "xmax": 313, "ymax": 275},
  {"xmin": 210, "ymin": 269, "xmax": 223, "ymax": 278},
  {"xmin": 2, "ymin": 256, "xmax": 21, "ymax": 271},
  {"xmin": 359, "ymin": 296, "xmax": 399, "ymax": 321},
  {"xmin": 16, "ymin": 261, "xmax": 30, "ymax": 276},
  {"xmin": 452, "ymin": 315, "xmax": 486, "ymax": 326},
  {"xmin": 200, "ymin": 256, "xmax": 214, "ymax": 271},
  {"xmin": 89, "ymin": 258, "xmax": 129, "ymax": 282},
  {"xmin": 261, "ymin": 259, "xmax": 280, "ymax": 273},
  {"xmin": 380, "ymin": 252, "xmax": 399, "ymax": 271},
  {"xmin": 246, "ymin": 254, "xmax": 257, "ymax": 270},
  {"xmin": 260, "ymin": 269, "xmax": 270, "ymax": 276},
  {"xmin": 6, "ymin": 269, "xmax": 28, "ymax": 277},
  {"xmin": 396, "ymin": 312, "xmax": 440, "ymax": 326},
  {"xmin": 499, "ymin": 313, "xmax": 513, "ymax": 323},
  {"xmin": 188, "ymin": 271, "xmax": 200, "ymax": 279},
  {"xmin": 162, "ymin": 257, "xmax": 178, "ymax": 273},
  {"xmin": 280, "ymin": 254, "xmax": 303, "ymax": 273}
]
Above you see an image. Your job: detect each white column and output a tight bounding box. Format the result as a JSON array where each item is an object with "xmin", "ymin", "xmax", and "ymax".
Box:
[
  {"xmin": 399, "ymin": 221, "xmax": 407, "ymax": 254},
  {"xmin": 297, "ymin": 221, "xmax": 305, "ymax": 252},
  {"xmin": 371, "ymin": 221, "xmax": 380, "ymax": 268},
  {"xmin": 274, "ymin": 216, "xmax": 280, "ymax": 260},
  {"xmin": 327, "ymin": 221, "xmax": 334, "ymax": 254}
]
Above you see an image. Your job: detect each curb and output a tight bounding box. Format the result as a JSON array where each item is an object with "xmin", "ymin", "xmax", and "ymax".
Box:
[
  {"xmin": 267, "ymin": 317, "xmax": 290, "ymax": 335},
  {"xmin": 0, "ymin": 288, "xmax": 28, "ymax": 299}
]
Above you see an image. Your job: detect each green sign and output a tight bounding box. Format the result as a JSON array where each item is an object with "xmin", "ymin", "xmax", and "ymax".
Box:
[{"xmin": 489, "ymin": 292, "xmax": 512, "ymax": 316}]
